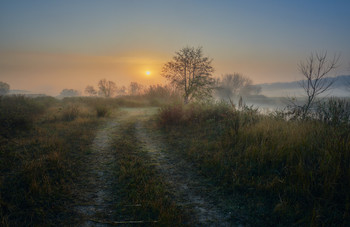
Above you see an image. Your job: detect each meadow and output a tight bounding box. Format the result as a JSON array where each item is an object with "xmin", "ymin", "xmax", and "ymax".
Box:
[
  {"xmin": 0, "ymin": 94, "xmax": 349, "ymax": 226},
  {"xmin": 157, "ymin": 100, "xmax": 350, "ymax": 225},
  {"xmin": 0, "ymin": 95, "xmax": 115, "ymax": 225}
]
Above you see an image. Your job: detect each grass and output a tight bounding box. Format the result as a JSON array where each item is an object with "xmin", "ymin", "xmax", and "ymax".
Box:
[
  {"xmin": 0, "ymin": 95, "xmax": 177, "ymax": 225},
  {"xmin": 157, "ymin": 102, "xmax": 350, "ymax": 226},
  {"xmin": 111, "ymin": 121, "xmax": 188, "ymax": 226},
  {"xmin": 2, "ymin": 94, "xmax": 348, "ymax": 225},
  {"xmin": 0, "ymin": 95, "xmax": 112, "ymax": 226}
]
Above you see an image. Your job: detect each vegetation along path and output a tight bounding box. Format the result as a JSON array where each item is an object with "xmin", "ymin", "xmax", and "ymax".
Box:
[
  {"xmin": 73, "ymin": 107, "xmax": 244, "ymax": 226},
  {"xmin": 127, "ymin": 108, "xmax": 240, "ymax": 226}
]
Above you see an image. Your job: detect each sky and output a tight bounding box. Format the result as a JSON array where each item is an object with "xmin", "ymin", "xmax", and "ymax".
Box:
[{"xmin": 0, "ymin": 0, "xmax": 349, "ymax": 96}]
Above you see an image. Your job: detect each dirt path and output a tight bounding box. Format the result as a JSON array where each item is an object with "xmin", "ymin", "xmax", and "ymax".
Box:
[
  {"xmin": 73, "ymin": 117, "xmax": 120, "ymax": 226},
  {"xmin": 73, "ymin": 107, "xmax": 242, "ymax": 226},
  {"xmin": 128, "ymin": 109, "xmax": 238, "ymax": 226}
]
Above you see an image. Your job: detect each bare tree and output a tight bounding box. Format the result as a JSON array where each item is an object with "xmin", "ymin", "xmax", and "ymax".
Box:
[
  {"xmin": 129, "ymin": 82, "xmax": 144, "ymax": 96},
  {"xmin": 0, "ymin": 81, "xmax": 10, "ymax": 95},
  {"xmin": 116, "ymin": 85, "xmax": 127, "ymax": 96},
  {"xmin": 85, "ymin": 85, "xmax": 97, "ymax": 96},
  {"xmin": 216, "ymin": 73, "xmax": 260, "ymax": 105},
  {"xmin": 161, "ymin": 46, "xmax": 215, "ymax": 103},
  {"xmin": 290, "ymin": 52, "xmax": 340, "ymax": 119},
  {"xmin": 98, "ymin": 79, "xmax": 116, "ymax": 97}
]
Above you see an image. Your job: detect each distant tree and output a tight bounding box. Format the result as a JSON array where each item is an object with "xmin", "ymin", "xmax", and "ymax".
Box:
[
  {"xmin": 216, "ymin": 73, "xmax": 261, "ymax": 105},
  {"xmin": 98, "ymin": 79, "xmax": 116, "ymax": 97},
  {"xmin": 129, "ymin": 82, "xmax": 144, "ymax": 95},
  {"xmin": 161, "ymin": 46, "xmax": 215, "ymax": 103},
  {"xmin": 85, "ymin": 85, "xmax": 97, "ymax": 96},
  {"xmin": 144, "ymin": 84, "xmax": 177, "ymax": 99},
  {"xmin": 116, "ymin": 85, "xmax": 127, "ymax": 96},
  {"xmin": 59, "ymin": 89, "xmax": 80, "ymax": 97},
  {"xmin": 0, "ymin": 81, "xmax": 10, "ymax": 95},
  {"xmin": 289, "ymin": 52, "xmax": 340, "ymax": 119}
]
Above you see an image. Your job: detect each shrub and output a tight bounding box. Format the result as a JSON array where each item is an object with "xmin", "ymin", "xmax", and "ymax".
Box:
[
  {"xmin": 158, "ymin": 103, "xmax": 184, "ymax": 126},
  {"xmin": 316, "ymin": 97, "xmax": 350, "ymax": 126},
  {"xmin": 95, "ymin": 105, "xmax": 110, "ymax": 117},
  {"xmin": 60, "ymin": 104, "xmax": 80, "ymax": 121}
]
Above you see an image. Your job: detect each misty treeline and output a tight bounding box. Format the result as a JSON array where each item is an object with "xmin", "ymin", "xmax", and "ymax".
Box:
[
  {"xmin": 2, "ymin": 47, "xmax": 350, "ymax": 120},
  {"xmin": 0, "ymin": 81, "xmax": 10, "ymax": 95},
  {"xmin": 82, "ymin": 79, "xmax": 180, "ymax": 100},
  {"xmin": 160, "ymin": 47, "xmax": 350, "ymax": 121},
  {"xmin": 57, "ymin": 47, "xmax": 263, "ymax": 104}
]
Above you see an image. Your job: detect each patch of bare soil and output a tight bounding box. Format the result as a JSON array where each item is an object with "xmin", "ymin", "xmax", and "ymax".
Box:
[{"xmin": 133, "ymin": 116, "xmax": 242, "ymax": 226}]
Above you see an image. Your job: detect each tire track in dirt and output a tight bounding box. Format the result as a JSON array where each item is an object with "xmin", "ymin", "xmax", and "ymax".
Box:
[
  {"xmin": 73, "ymin": 118, "xmax": 120, "ymax": 226},
  {"xmin": 72, "ymin": 107, "xmax": 243, "ymax": 226},
  {"xmin": 132, "ymin": 113, "xmax": 239, "ymax": 226}
]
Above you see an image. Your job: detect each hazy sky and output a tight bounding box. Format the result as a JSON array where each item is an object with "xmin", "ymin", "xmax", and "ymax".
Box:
[{"xmin": 1, "ymin": 0, "xmax": 350, "ymax": 95}]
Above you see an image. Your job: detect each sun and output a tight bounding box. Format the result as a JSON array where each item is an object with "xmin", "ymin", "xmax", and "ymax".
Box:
[{"xmin": 146, "ymin": 71, "xmax": 151, "ymax": 76}]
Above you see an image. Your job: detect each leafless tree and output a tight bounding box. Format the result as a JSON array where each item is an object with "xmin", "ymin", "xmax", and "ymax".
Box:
[
  {"xmin": 216, "ymin": 73, "xmax": 261, "ymax": 106},
  {"xmin": 129, "ymin": 82, "xmax": 144, "ymax": 96},
  {"xmin": 290, "ymin": 52, "xmax": 340, "ymax": 119},
  {"xmin": 0, "ymin": 81, "xmax": 10, "ymax": 95},
  {"xmin": 85, "ymin": 85, "xmax": 97, "ymax": 96},
  {"xmin": 98, "ymin": 79, "xmax": 116, "ymax": 97},
  {"xmin": 161, "ymin": 46, "xmax": 215, "ymax": 104},
  {"xmin": 116, "ymin": 85, "xmax": 127, "ymax": 96}
]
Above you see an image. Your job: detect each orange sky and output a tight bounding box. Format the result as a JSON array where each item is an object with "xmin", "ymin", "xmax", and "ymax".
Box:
[
  {"xmin": 0, "ymin": 52, "xmax": 168, "ymax": 95},
  {"xmin": 0, "ymin": 1, "xmax": 349, "ymax": 96},
  {"xmin": 0, "ymin": 50, "xmax": 345, "ymax": 96}
]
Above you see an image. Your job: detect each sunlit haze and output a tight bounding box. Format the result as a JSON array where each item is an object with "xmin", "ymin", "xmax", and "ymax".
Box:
[{"xmin": 1, "ymin": 0, "xmax": 349, "ymax": 96}]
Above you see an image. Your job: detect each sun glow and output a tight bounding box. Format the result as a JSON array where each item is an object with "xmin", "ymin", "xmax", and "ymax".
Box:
[{"xmin": 146, "ymin": 71, "xmax": 151, "ymax": 76}]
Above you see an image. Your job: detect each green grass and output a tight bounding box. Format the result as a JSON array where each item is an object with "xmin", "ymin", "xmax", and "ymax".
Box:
[
  {"xmin": 111, "ymin": 121, "xmax": 188, "ymax": 226},
  {"xmin": 157, "ymin": 102, "xmax": 350, "ymax": 226}
]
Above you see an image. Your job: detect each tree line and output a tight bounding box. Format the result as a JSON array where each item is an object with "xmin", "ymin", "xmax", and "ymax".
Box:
[
  {"xmin": 1, "ymin": 46, "xmax": 348, "ymax": 117},
  {"xmin": 161, "ymin": 47, "xmax": 347, "ymax": 119}
]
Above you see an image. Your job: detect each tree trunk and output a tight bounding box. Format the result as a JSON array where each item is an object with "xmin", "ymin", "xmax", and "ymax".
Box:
[{"xmin": 184, "ymin": 95, "xmax": 189, "ymax": 104}]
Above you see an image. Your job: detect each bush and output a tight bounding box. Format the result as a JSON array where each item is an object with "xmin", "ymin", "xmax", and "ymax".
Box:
[
  {"xmin": 316, "ymin": 97, "xmax": 350, "ymax": 126},
  {"xmin": 158, "ymin": 103, "xmax": 184, "ymax": 126},
  {"xmin": 158, "ymin": 102, "xmax": 258, "ymax": 128},
  {"xmin": 95, "ymin": 105, "xmax": 110, "ymax": 117},
  {"xmin": 60, "ymin": 104, "xmax": 80, "ymax": 121}
]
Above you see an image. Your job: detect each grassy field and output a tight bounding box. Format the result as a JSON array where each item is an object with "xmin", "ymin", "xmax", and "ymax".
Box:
[
  {"xmin": 156, "ymin": 101, "xmax": 350, "ymax": 226},
  {"xmin": 1, "ymin": 94, "xmax": 349, "ymax": 226},
  {"xmin": 0, "ymin": 95, "xmax": 117, "ymax": 226}
]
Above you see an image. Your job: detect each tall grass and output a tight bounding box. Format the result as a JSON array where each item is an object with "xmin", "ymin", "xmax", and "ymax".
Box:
[
  {"xmin": 0, "ymin": 95, "xmax": 104, "ymax": 226},
  {"xmin": 0, "ymin": 95, "xmax": 45, "ymax": 137},
  {"xmin": 157, "ymin": 102, "xmax": 350, "ymax": 225}
]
